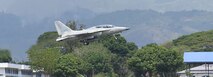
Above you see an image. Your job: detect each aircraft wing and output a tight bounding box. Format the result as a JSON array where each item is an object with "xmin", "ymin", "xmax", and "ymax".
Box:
[
  {"xmin": 56, "ymin": 36, "xmax": 70, "ymax": 41},
  {"xmin": 57, "ymin": 29, "xmax": 109, "ymax": 41}
]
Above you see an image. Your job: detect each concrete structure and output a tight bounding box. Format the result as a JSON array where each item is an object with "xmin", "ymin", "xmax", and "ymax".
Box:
[
  {"xmin": 177, "ymin": 64, "xmax": 213, "ymax": 77},
  {"xmin": 0, "ymin": 63, "xmax": 47, "ymax": 77}
]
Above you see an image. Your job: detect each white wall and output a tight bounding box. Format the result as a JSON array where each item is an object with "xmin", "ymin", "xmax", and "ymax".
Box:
[
  {"xmin": 179, "ymin": 73, "xmax": 213, "ymax": 77},
  {"xmin": 0, "ymin": 68, "xmax": 5, "ymax": 77}
]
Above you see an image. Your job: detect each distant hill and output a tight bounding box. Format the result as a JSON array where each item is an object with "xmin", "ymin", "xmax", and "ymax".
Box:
[
  {"xmin": 172, "ymin": 30, "xmax": 213, "ymax": 51},
  {"xmin": 82, "ymin": 10, "xmax": 213, "ymax": 46},
  {"xmin": 1, "ymin": 9, "xmax": 213, "ymax": 60}
]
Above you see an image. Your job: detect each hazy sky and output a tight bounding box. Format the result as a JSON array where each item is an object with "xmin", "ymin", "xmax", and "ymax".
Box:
[
  {"xmin": 1, "ymin": 0, "xmax": 213, "ymax": 61},
  {"xmin": 1, "ymin": 0, "xmax": 213, "ymax": 19}
]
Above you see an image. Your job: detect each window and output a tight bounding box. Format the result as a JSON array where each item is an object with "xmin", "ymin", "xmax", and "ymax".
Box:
[
  {"xmin": 36, "ymin": 72, "xmax": 42, "ymax": 77},
  {"xmin": 5, "ymin": 68, "xmax": 18, "ymax": 74},
  {"xmin": 96, "ymin": 26, "xmax": 102, "ymax": 28},
  {"xmin": 202, "ymin": 75, "xmax": 209, "ymax": 77},
  {"xmin": 96, "ymin": 25, "xmax": 114, "ymax": 28},
  {"xmin": 103, "ymin": 25, "xmax": 113, "ymax": 28},
  {"xmin": 21, "ymin": 70, "xmax": 32, "ymax": 75}
]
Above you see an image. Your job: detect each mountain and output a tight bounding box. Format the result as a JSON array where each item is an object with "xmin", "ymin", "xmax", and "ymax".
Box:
[
  {"xmin": 1, "ymin": 9, "xmax": 213, "ymax": 61},
  {"xmin": 81, "ymin": 10, "xmax": 213, "ymax": 46},
  {"xmin": 172, "ymin": 30, "xmax": 213, "ymax": 51},
  {"xmin": 0, "ymin": 9, "xmax": 97, "ymax": 61}
]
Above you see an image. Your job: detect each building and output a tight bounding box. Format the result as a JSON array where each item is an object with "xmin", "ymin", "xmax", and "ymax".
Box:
[
  {"xmin": 177, "ymin": 64, "xmax": 213, "ymax": 77},
  {"xmin": 0, "ymin": 63, "xmax": 47, "ymax": 77},
  {"xmin": 178, "ymin": 52, "xmax": 213, "ymax": 77}
]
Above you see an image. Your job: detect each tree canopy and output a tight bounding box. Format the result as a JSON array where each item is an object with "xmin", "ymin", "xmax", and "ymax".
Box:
[
  {"xmin": 0, "ymin": 49, "xmax": 12, "ymax": 62},
  {"xmin": 74, "ymin": 43, "xmax": 112, "ymax": 76},
  {"xmin": 27, "ymin": 20, "xmax": 187, "ymax": 77},
  {"xmin": 54, "ymin": 53, "xmax": 87, "ymax": 77},
  {"xmin": 28, "ymin": 48, "xmax": 61, "ymax": 74},
  {"xmin": 128, "ymin": 43, "xmax": 183, "ymax": 77}
]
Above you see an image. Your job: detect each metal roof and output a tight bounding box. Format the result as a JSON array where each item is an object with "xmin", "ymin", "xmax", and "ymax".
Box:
[{"xmin": 184, "ymin": 52, "xmax": 213, "ymax": 63}]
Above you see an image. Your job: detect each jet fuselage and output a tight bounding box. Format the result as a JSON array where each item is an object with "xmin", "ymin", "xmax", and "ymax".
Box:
[{"xmin": 55, "ymin": 21, "xmax": 129, "ymax": 43}]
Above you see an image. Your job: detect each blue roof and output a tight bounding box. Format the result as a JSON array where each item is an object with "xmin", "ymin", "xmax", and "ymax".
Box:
[{"xmin": 184, "ymin": 52, "xmax": 213, "ymax": 63}]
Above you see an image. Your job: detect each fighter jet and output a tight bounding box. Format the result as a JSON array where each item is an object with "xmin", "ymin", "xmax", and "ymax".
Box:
[{"xmin": 55, "ymin": 21, "xmax": 129, "ymax": 44}]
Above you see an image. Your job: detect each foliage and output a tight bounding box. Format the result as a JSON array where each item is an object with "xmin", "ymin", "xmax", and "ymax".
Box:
[
  {"xmin": 37, "ymin": 31, "xmax": 58, "ymax": 44},
  {"xmin": 97, "ymin": 34, "xmax": 138, "ymax": 77},
  {"xmin": 0, "ymin": 49, "xmax": 12, "ymax": 62},
  {"xmin": 17, "ymin": 61, "xmax": 30, "ymax": 65},
  {"xmin": 98, "ymin": 34, "xmax": 138, "ymax": 56},
  {"xmin": 54, "ymin": 54, "xmax": 87, "ymax": 77},
  {"xmin": 172, "ymin": 30, "xmax": 213, "ymax": 51},
  {"xmin": 128, "ymin": 43, "xmax": 183, "ymax": 77},
  {"xmin": 35, "ymin": 31, "xmax": 81, "ymax": 53},
  {"xmin": 27, "ymin": 32, "xmax": 64, "ymax": 75},
  {"xmin": 28, "ymin": 48, "xmax": 61, "ymax": 74},
  {"xmin": 94, "ymin": 72, "xmax": 118, "ymax": 77},
  {"xmin": 31, "ymin": 31, "xmax": 64, "ymax": 50},
  {"xmin": 27, "ymin": 21, "xmax": 84, "ymax": 76},
  {"xmin": 66, "ymin": 21, "xmax": 77, "ymax": 30},
  {"xmin": 156, "ymin": 49, "xmax": 183, "ymax": 76},
  {"xmin": 27, "ymin": 19, "xmax": 191, "ymax": 77},
  {"xmin": 161, "ymin": 29, "xmax": 213, "ymax": 75},
  {"xmin": 128, "ymin": 43, "xmax": 163, "ymax": 76},
  {"xmin": 32, "ymin": 20, "xmax": 83, "ymax": 53},
  {"xmin": 74, "ymin": 43, "xmax": 112, "ymax": 76}
]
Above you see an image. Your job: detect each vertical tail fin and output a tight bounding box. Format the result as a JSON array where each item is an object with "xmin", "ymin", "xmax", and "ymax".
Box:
[{"xmin": 55, "ymin": 21, "xmax": 73, "ymax": 35}]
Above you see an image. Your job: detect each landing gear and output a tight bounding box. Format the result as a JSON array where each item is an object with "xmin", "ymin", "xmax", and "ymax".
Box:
[
  {"xmin": 84, "ymin": 41, "xmax": 89, "ymax": 45},
  {"xmin": 80, "ymin": 40, "xmax": 90, "ymax": 45}
]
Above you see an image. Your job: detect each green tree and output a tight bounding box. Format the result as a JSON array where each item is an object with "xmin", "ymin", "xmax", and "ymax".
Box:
[
  {"xmin": 98, "ymin": 34, "xmax": 138, "ymax": 77},
  {"xmin": 66, "ymin": 20, "xmax": 77, "ymax": 30},
  {"xmin": 27, "ymin": 20, "xmax": 85, "ymax": 76},
  {"xmin": 0, "ymin": 49, "xmax": 12, "ymax": 62},
  {"xmin": 74, "ymin": 43, "xmax": 112, "ymax": 77},
  {"xmin": 156, "ymin": 49, "xmax": 183, "ymax": 77},
  {"xmin": 128, "ymin": 43, "xmax": 183, "ymax": 77},
  {"xmin": 54, "ymin": 54, "xmax": 87, "ymax": 77},
  {"xmin": 28, "ymin": 48, "xmax": 62, "ymax": 75},
  {"xmin": 99, "ymin": 34, "xmax": 131, "ymax": 56},
  {"xmin": 128, "ymin": 43, "xmax": 162, "ymax": 77},
  {"xmin": 33, "ymin": 31, "xmax": 64, "ymax": 49},
  {"xmin": 35, "ymin": 31, "xmax": 81, "ymax": 53}
]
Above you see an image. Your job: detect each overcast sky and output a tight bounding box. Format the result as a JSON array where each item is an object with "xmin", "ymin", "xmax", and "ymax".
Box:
[
  {"xmin": 1, "ymin": 0, "xmax": 213, "ymax": 19},
  {"xmin": 1, "ymin": 0, "xmax": 213, "ymax": 61}
]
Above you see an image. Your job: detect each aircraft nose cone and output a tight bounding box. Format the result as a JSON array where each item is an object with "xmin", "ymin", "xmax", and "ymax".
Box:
[
  {"xmin": 123, "ymin": 27, "xmax": 130, "ymax": 31},
  {"xmin": 125, "ymin": 27, "xmax": 130, "ymax": 30}
]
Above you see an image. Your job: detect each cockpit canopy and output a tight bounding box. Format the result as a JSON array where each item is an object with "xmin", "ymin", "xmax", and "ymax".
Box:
[{"xmin": 95, "ymin": 25, "xmax": 114, "ymax": 28}]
